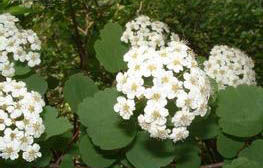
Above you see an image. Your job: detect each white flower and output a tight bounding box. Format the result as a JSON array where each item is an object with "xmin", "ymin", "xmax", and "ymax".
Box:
[
  {"xmin": 142, "ymin": 58, "xmax": 163, "ymax": 77},
  {"xmin": 204, "ymin": 45, "xmax": 256, "ymax": 89},
  {"xmin": 148, "ymin": 125, "xmax": 170, "ymax": 139},
  {"xmin": 22, "ymin": 144, "xmax": 41, "ymax": 162},
  {"xmin": 144, "ymin": 104, "xmax": 169, "ymax": 125},
  {"xmin": 0, "ymin": 110, "xmax": 12, "ymax": 131},
  {"xmin": 167, "ymin": 78, "xmax": 183, "ymax": 99},
  {"xmin": 0, "ymin": 62, "xmax": 15, "ymax": 77},
  {"xmin": 144, "ymin": 86, "xmax": 168, "ymax": 107},
  {"xmin": 172, "ymin": 110, "xmax": 195, "ymax": 127},
  {"xmin": 0, "ymin": 36, "xmax": 8, "ymax": 51},
  {"xmin": 138, "ymin": 115, "xmax": 151, "ymax": 131},
  {"xmin": 26, "ymin": 52, "xmax": 41, "ymax": 67},
  {"xmin": 0, "ymin": 141, "xmax": 20, "ymax": 160},
  {"xmin": 176, "ymin": 90, "xmax": 201, "ymax": 110},
  {"xmin": 26, "ymin": 118, "xmax": 45, "ymax": 138},
  {"xmin": 123, "ymin": 46, "xmax": 147, "ymax": 63},
  {"xmin": 116, "ymin": 72, "xmax": 128, "ymax": 92},
  {"xmin": 153, "ymin": 70, "xmax": 175, "ymax": 87},
  {"xmin": 3, "ymin": 128, "xmax": 23, "ymax": 143},
  {"xmin": 123, "ymin": 77, "xmax": 145, "ymax": 99},
  {"xmin": 114, "ymin": 96, "xmax": 135, "ymax": 120},
  {"xmin": 19, "ymin": 133, "xmax": 33, "ymax": 151},
  {"xmin": 167, "ymin": 54, "xmax": 185, "ymax": 73},
  {"xmin": 170, "ymin": 127, "xmax": 189, "ymax": 143}
]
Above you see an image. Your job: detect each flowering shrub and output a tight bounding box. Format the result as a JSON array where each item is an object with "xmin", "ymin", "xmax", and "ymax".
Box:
[{"xmin": 0, "ymin": 1, "xmax": 263, "ymax": 168}]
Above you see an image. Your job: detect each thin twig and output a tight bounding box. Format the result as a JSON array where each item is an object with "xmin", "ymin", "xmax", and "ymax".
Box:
[
  {"xmin": 68, "ymin": 0, "xmax": 87, "ymax": 69},
  {"xmin": 51, "ymin": 125, "xmax": 80, "ymax": 168},
  {"xmin": 136, "ymin": 1, "xmax": 143, "ymax": 15},
  {"xmin": 200, "ymin": 162, "xmax": 224, "ymax": 168}
]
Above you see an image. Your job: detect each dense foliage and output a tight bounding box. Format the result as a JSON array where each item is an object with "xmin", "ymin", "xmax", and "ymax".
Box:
[{"xmin": 0, "ymin": 0, "xmax": 263, "ymax": 168}]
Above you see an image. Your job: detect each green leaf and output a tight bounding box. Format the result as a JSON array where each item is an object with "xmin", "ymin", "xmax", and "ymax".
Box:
[
  {"xmin": 223, "ymin": 157, "xmax": 260, "ymax": 168},
  {"xmin": 43, "ymin": 106, "xmax": 73, "ymax": 140},
  {"xmin": 217, "ymin": 132, "xmax": 244, "ymax": 158},
  {"xmin": 64, "ymin": 73, "xmax": 98, "ymax": 113},
  {"xmin": 22, "ymin": 74, "xmax": 48, "ymax": 95},
  {"xmin": 197, "ymin": 56, "xmax": 207, "ymax": 69},
  {"xmin": 34, "ymin": 145, "xmax": 52, "ymax": 167},
  {"xmin": 216, "ymin": 85, "xmax": 263, "ymax": 137},
  {"xmin": 59, "ymin": 154, "xmax": 74, "ymax": 168},
  {"xmin": 126, "ymin": 132, "xmax": 176, "ymax": 168},
  {"xmin": 209, "ymin": 77, "xmax": 219, "ymax": 94},
  {"xmin": 78, "ymin": 88, "xmax": 136, "ymax": 150},
  {"xmin": 0, "ymin": 159, "xmax": 32, "ymax": 168},
  {"xmin": 239, "ymin": 139, "xmax": 263, "ymax": 165},
  {"xmin": 0, "ymin": 0, "xmax": 10, "ymax": 8},
  {"xmin": 79, "ymin": 135, "xmax": 116, "ymax": 168},
  {"xmin": 94, "ymin": 22, "xmax": 128, "ymax": 73},
  {"xmin": 189, "ymin": 114, "xmax": 219, "ymax": 140},
  {"xmin": 174, "ymin": 141, "xmax": 201, "ymax": 168},
  {"xmin": 14, "ymin": 62, "xmax": 31, "ymax": 76},
  {"xmin": 5, "ymin": 5, "xmax": 31, "ymax": 15},
  {"xmin": 43, "ymin": 131, "xmax": 72, "ymax": 153}
]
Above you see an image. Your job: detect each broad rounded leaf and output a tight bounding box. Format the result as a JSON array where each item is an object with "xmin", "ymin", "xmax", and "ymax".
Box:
[
  {"xmin": 189, "ymin": 114, "xmax": 219, "ymax": 140},
  {"xmin": 34, "ymin": 146, "xmax": 52, "ymax": 167},
  {"xmin": 78, "ymin": 88, "xmax": 136, "ymax": 150},
  {"xmin": 22, "ymin": 74, "xmax": 48, "ymax": 95},
  {"xmin": 59, "ymin": 154, "xmax": 74, "ymax": 168},
  {"xmin": 79, "ymin": 135, "xmax": 115, "ymax": 168},
  {"xmin": 64, "ymin": 73, "xmax": 98, "ymax": 113},
  {"xmin": 223, "ymin": 157, "xmax": 260, "ymax": 168},
  {"xmin": 14, "ymin": 62, "xmax": 31, "ymax": 76},
  {"xmin": 216, "ymin": 85, "xmax": 263, "ymax": 137},
  {"xmin": 174, "ymin": 141, "xmax": 201, "ymax": 168},
  {"xmin": 217, "ymin": 133, "xmax": 244, "ymax": 158},
  {"xmin": 43, "ymin": 106, "xmax": 73, "ymax": 139},
  {"xmin": 94, "ymin": 22, "xmax": 128, "ymax": 73},
  {"xmin": 239, "ymin": 139, "xmax": 263, "ymax": 165},
  {"xmin": 126, "ymin": 132, "xmax": 175, "ymax": 168}
]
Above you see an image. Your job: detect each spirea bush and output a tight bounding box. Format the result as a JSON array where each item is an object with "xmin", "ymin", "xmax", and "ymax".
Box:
[{"xmin": 0, "ymin": 1, "xmax": 263, "ymax": 168}]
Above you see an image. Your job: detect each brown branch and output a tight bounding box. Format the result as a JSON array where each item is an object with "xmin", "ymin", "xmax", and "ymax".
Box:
[
  {"xmin": 68, "ymin": 0, "xmax": 87, "ymax": 69},
  {"xmin": 200, "ymin": 162, "xmax": 224, "ymax": 168},
  {"xmin": 50, "ymin": 125, "xmax": 80, "ymax": 168}
]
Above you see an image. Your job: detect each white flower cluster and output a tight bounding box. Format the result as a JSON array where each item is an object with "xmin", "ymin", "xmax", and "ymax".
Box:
[
  {"xmin": 115, "ymin": 16, "xmax": 211, "ymax": 143},
  {"xmin": 204, "ymin": 45, "xmax": 256, "ymax": 90},
  {"xmin": 0, "ymin": 79, "xmax": 45, "ymax": 162},
  {"xmin": 121, "ymin": 15, "xmax": 179, "ymax": 49},
  {"xmin": 0, "ymin": 13, "xmax": 41, "ymax": 77}
]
